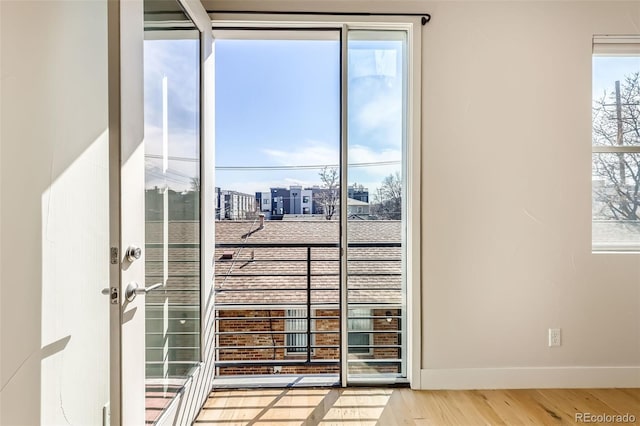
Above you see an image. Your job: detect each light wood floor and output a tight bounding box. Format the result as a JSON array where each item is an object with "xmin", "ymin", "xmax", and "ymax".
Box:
[{"xmin": 194, "ymin": 387, "xmax": 640, "ymax": 425}]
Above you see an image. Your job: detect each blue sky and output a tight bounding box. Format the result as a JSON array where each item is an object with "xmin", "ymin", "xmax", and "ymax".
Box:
[
  {"xmin": 593, "ymin": 56, "xmax": 640, "ymax": 101},
  {"xmin": 143, "ymin": 39, "xmax": 639, "ymax": 195},
  {"xmin": 215, "ymin": 35, "xmax": 404, "ymax": 196},
  {"xmin": 144, "ymin": 38, "xmax": 200, "ymax": 191},
  {"xmin": 143, "ymin": 33, "xmax": 406, "ymax": 195},
  {"xmin": 215, "ymin": 38, "xmax": 340, "ymax": 194}
]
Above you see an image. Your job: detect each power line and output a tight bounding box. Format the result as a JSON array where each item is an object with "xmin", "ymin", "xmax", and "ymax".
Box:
[
  {"xmin": 144, "ymin": 154, "xmax": 400, "ymax": 170},
  {"xmin": 146, "ymin": 154, "xmax": 199, "ymax": 163},
  {"xmin": 216, "ymin": 161, "xmax": 399, "ymax": 170}
]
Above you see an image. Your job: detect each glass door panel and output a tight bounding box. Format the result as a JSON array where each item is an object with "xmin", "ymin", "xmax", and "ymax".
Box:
[
  {"xmin": 208, "ymin": 25, "xmax": 409, "ymax": 386},
  {"xmin": 143, "ymin": 6, "xmax": 201, "ymax": 422},
  {"xmin": 346, "ymin": 30, "xmax": 407, "ymax": 381},
  {"xmin": 212, "ymin": 29, "xmax": 341, "ymax": 385}
]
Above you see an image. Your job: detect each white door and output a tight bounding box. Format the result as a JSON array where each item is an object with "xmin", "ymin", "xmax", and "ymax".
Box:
[
  {"xmin": 109, "ymin": 0, "xmax": 212, "ymax": 424},
  {"xmin": 109, "ymin": 0, "xmax": 146, "ymax": 424}
]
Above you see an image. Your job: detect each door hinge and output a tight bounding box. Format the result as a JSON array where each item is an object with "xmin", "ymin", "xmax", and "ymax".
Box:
[
  {"xmin": 110, "ymin": 247, "xmax": 119, "ymax": 265},
  {"xmin": 110, "ymin": 287, "xmax": 119, "ymax": 304}
]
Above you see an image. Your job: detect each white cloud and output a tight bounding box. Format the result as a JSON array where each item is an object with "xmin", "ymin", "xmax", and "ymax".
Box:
[
  {"xmin": 352, "ymin": 91, "xmax": 402, "ymax": 146},
  {"xmin": 144, "ymin": 125, "xmax": 199, "ymax": 191},
  {"xmin": 349, "ymin": 49, "xmax": 398, "ymax": 79},
  {"xmin": 349, "ymin": 144, "xmax": 400, "ymax": 164},
  {"xmin": 217, "ymin": 141, "xmax": 402, "ymax": 195},
  {"xmin": 144, "ymin": 125, "xmax": 199, "ymax": 158},
  {"xmin": 357, "ymin": 95, "xmax": 401, "ymax": 126},
  {"xmin": 144, "ymin": 39, "xmax": 199, "ymax": 131},
  {"xmin": 262, "ymin": 140, "xmax": 339, "ymax": 166}
]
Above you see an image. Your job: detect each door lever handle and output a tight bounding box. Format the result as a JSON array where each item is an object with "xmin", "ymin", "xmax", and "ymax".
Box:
[{"xmin": 125, "ymin": 281, "xmax": 162, "ymax": 302}]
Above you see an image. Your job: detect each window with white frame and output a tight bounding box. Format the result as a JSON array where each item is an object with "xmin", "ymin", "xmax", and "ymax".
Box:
[
  {"xmin": 285, "ymin": 309, "xmax": 312, "ymax": 354},
  {"xmin": 592, "ymin": 37, "xmax": 640, "ymax": 251},
  {"xmin": 348, "ymin": 309, "xmax": 372, "ymax": 354}
]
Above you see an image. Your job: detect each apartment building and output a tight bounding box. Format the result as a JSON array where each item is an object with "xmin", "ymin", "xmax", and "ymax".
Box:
[
  {"xmin": 215, "ymin": 188, "xmax": 257, "ymax": 220},
  {"xmin": 257, "ymin": 186, "xmax": 323, "ymax": 219}
]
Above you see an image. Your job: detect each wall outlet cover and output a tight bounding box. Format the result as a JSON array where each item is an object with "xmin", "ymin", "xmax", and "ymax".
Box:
[{"xmin": 549, "ymin": 328, "xmax": 561, "ymax": 347}]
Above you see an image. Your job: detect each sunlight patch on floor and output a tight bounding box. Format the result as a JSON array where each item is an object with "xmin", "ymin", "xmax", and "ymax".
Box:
[{"xmin": 195, "ymin": 388, "xmax": 393, "ymax": 425}]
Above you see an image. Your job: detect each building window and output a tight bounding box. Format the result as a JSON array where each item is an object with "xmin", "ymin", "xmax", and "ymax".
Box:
[
  {"xmin": 263, "ymin": 199, "xmax": 269, "ymax": 205},
  {"xmin": 348, "ymin": 309, "xmax": 372, "ymax": 354},
  {"xmin": 592, "ymin": 37, "xmax": 640, "ymax": 251},
  {"xmin": 285, "ymin": 309, "xmax": 310, "ymax": 354},
  {"xmin": 303, "ymin": 196, "xmax": 309, "ymax": 203}
]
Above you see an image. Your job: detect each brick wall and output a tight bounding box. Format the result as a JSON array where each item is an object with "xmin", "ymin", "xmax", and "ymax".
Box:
[{"xmin": 217, "ymin": 308, "xmax": 401, "ymax": 376}]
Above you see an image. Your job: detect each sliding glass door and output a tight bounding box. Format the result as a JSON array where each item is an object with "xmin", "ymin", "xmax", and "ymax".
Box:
[
  {"xmin": 213, "ymin": 29, "xmax": 342, "ymax": 386},
  {"xmin": 143, "ymin": 5, "xmax": 202, "ymax": 423},
  {"xmin": 212, "ymin": 25, "xmax": 410, "ymax": 386},
  {"xmin": 346, "ymin": 30, "xmax": 407, "ymax": 381}
]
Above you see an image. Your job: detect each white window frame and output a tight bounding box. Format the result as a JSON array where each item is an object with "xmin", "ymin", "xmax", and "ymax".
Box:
[
  {"xmin": 210, "ymin": 13, "xmax": 422, "ymax": 388},
  {"xmin": 348, "ymin": 308, "xmax": 374, "ymax": 355},
  {"xmin": 592, "ymin": 36, "xmax": 640, "ymax": 252},
  {"xmin": 284, "ymin": 308, "xmax": 315, "ymax": 356}
]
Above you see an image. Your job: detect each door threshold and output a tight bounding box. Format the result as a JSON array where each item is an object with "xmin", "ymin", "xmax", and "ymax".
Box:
[{"xmin": 212, "ymin": 374, "xmax": 340, "ymax": 389}]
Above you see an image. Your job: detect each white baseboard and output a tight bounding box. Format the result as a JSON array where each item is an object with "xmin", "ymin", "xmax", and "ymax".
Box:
[{"xmin": 420, "ymin": 367, "xmax": 640, "ymax": 389}]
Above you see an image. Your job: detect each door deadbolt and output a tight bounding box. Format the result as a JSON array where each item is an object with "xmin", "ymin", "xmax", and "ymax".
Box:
[{"xmin": 125, "ymin": 245, "xmax": 142, "ymax": 262}]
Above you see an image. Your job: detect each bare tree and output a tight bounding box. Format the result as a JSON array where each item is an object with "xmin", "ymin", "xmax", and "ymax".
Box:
[
  {"xmin": 190, "ymin": 177, "xmax": 200, "ymax": 192},
  {"xmin": 593, "ymin": 72, "xmax": 640, "ymax": 220},
  {"xmin": 314, "ymin": 166, "xmax": 340, "ymax": 220},
  {"xmin": 350, "ymin": 182, "xmax": 365, "ymax": 193},
  {"xmin": 371, "ymin": 172, "xmax": 402, "ymax": 220}
]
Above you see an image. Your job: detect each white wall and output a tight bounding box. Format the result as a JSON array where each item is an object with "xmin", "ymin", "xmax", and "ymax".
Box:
[
  {"xmin": 207, "ymin": 0, "xmax": 640, "ymax": 389},
  {"xmin": 1, "ymin": 1, "xmax": 110, "ymax": 424},
  {"xmin": 0, "ymin": 1, "xmax": 3, "ymax": 420},
  {"xmin": 421, "ymin": 0, "xmax": 640, "ymax": 389}
]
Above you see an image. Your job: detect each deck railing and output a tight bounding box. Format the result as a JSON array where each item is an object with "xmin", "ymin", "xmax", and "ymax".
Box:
[{"xmin": 213, "ymin": 241, "xmax": 403, "ymax": 376}]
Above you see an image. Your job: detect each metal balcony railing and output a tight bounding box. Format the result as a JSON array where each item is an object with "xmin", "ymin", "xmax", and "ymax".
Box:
[{"xmin": 213, "ymin": 241, "xmax": 404, "ymax": 376}]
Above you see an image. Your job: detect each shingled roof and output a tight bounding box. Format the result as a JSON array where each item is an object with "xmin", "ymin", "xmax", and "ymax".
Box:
[
  {"xmin": 214, "ymin": 220, "xmax": 401, "ymax": 244},
  {"xmin": 145, "ymin": 220, "xmax": 403, "ymax": 307},
  {"xmin": 214, "ymin": 220, "xmax": 402, "ymax": 307}
]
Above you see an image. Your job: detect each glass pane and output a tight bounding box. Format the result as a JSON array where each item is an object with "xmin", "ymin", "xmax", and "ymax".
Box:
[
  {"xmin": 143, "ymin": 6, "xmax": 200, "ymax": 421},
  {"xmin": 348, "ymin": 309, "xmax": 372, "ymax": 355},
  {"xmin": 592, "ymin": 153, "xmax": 640, "ymax": 248},
  {"xmin": 347, "ymin": 30, "xmax": 407, "ymax": 380},
  {"xmin": 213, "ymin": 30, "xmax": 340, "ymax": 384},
  {"xmin": 592, "ymin": 55, "xmax": 640, "ymax": 250},
  {"xmin": 286, "ymin": 309, "xmax": 308, "ymax": 353}
]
